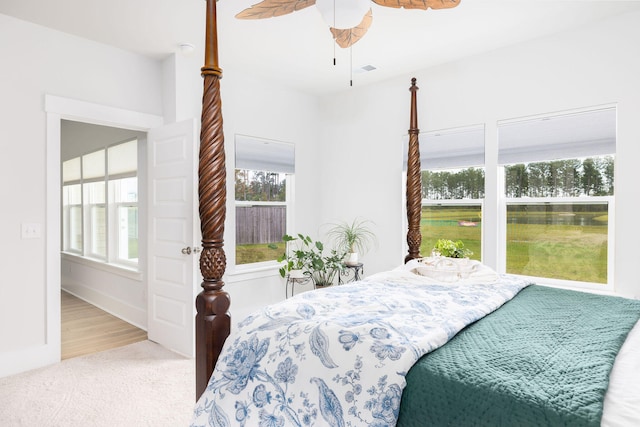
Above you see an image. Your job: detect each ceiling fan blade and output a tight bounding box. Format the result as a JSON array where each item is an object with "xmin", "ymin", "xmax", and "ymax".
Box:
[
  {"xmin": 372, "ymin": 0, "xmax": 460, "ymax": 10},
  {"xmin": 236, "ymin": 0, "xmax": 317, "ymax": 20},
  {"xmin": 330, "ymin": 9, "xmax": 373, "ymax": 48}
]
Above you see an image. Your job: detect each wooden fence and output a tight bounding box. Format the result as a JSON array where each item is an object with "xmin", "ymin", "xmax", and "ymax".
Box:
[{"xmin": 235, "ymin": 205, "xmax": 286, "ymax": 245}]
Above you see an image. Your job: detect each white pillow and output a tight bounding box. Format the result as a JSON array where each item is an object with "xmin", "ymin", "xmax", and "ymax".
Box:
[{"xmin": 408, "ymin": 257, "xmax": 499, "ymax": 284}]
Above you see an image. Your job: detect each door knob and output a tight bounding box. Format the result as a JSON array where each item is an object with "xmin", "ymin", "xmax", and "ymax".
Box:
[{"xmin": 181, "ymin": 247, "xmax": 192, "ymax": 255}]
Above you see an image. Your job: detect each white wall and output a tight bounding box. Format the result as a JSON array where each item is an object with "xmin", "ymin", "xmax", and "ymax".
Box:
[
  {"xmin": 216, "ymin": 67, "xmax": 323, "ymax": 325},
  {"xmin": 0, "ymin": 14, "xmax": 163, "ymax": 376},
  {"xmin": 0, "ymin": 12, "xmax": 323, "ymax": 376},
  {"xmin": 3, "ymin": 7, "xmax": 639, "ymax": 378},
  {"xmin": 317, "ymin": 10, "xmax": 640, "ymax": 299}
]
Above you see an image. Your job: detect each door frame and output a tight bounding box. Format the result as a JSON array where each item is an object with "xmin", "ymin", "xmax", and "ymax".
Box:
[{"xmin": 45, "ymin": 95, "xmax": 163, "ymax": 365}]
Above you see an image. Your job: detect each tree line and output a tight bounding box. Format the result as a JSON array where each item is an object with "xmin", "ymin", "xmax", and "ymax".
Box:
[
  {"xmin": 422, "ymin": 156, "xmax": 614, "ymax": 199},
  {"xmin": 235, "ymin": 169, "xmax": 287, "ymax": 202}
]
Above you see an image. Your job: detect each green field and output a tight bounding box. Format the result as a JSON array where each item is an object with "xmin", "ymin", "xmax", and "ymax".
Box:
[
  {"xmin": 505, "ymin": 222, "xmax": 607, "ymax": 283},
  {"xmin": 236, "ymin": 242, "xmax": 284, "ymax": 265},
  {"xmin": 237, "ymin": 206, "xmax": 608, "ymax": 284},
  {"xmin": 420, "ymin": 206, "xmax": 608, "ymax": 284},
  {"xmin": 420, "ymin": 206, "xmax": 483, "ymax": 261}
]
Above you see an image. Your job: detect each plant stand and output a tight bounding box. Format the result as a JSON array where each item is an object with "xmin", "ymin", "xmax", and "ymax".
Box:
[
  {"xmin": 338, "ymin": 263, "xmax": 364, "ymax": 284},
  {"xmin": 285, "ymin": 274, "xmax": 312, "ymax": 298}
]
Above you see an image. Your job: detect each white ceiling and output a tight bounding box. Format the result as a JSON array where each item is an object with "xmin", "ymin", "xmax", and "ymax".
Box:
[{"xmin": 1, "ymin": 0, "xmax": 639, "ymax": 95}]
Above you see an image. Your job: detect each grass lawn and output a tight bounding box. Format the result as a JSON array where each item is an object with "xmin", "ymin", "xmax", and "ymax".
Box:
[
  {"xmin": 506, "ymin": 223, "xmax": 607, "ymax": 283},
  {"xmin": 236, "ymin": 242, "xmax": 284, "ymax": 265},
  {"xmin": 237, "ymin": 207, "xmax": 608, "ymax": 284},
  {"xmin": 420, "ymin": 206, "xmax": 608, "ymax": 284}
]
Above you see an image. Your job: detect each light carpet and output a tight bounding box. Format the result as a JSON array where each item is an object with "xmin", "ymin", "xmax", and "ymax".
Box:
[{"xmin": 0, "ymin": 340, "xmax": 195, "ymax": 427}]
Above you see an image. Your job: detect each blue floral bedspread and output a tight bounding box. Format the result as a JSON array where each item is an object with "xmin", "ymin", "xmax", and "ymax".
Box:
[{"xmin": 191, "ymin": 270, "xmax": 530, "ymax": 427}]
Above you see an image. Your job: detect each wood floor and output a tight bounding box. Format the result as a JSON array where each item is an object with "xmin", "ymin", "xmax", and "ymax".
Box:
[{"xmin": 61, "ymin": 291, "xmax": 148, "ymax": 360}]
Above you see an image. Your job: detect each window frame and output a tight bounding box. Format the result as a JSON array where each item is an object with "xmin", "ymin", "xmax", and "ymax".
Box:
[
  {"xmin": 82, "ymin": 179, "xmax": 107, "ymax": 261},
  {"xmin": 496, "ymin": 105, "xmax": 616, "ymax": 291},
  {"xmin": 61, "ymin": 138, "xmax": 139, "ymax": 271},
  {"xmin": 62, "ymin": 183, "xmax": 83, "ymax": 255},
  {"xmin": 233, "ymin": 135, "xmax": 295, "ymax": 273},
  {"xmin": 421, "ymin": 198, "xmax": 485, "ymax": 262},
  {"xmin": 498, "ymin": 194, "xmax": 615, "ymax": 292},
  {"xmin": 110, "ymin": 199, "xmax": 139, "ymax": 268},
  {"xmin": 233, "ymin": 170, "xmax": 294, "ymax": 271},
  {"xmin": 108, "ymin": 175, "xmax": 139, "ymax": 268}
]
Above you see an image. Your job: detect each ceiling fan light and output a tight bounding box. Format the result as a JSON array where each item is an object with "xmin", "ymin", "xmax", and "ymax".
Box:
[{"xmin": 316, "ymin": 0, "xmax": 370, "ymax": 30}]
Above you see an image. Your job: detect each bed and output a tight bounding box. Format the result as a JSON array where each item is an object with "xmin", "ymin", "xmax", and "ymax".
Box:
[{"xmin": 191, "ymin": 1, "xmax": 640, "ymax": 425}]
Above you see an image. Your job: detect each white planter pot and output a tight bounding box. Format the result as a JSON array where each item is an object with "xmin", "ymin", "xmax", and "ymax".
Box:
[
  {"xmin": 345, "ymin": 252, "xmax": 359, "ymax": 266},
  {"xmin": 289, "ymin": 269, "xmax": 305, "ymax": 279}
]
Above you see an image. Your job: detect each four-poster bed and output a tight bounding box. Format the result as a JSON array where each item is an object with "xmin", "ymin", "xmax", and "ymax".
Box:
[{"xmin": 192, "ymin": 1, "xmax": 640, "ymax": 425}]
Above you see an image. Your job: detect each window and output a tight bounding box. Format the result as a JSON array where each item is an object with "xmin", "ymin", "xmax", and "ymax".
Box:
[
  {"xmin": 405, "ymin": 125, "xmax": 485, "ymax": 260},
  {"xmin": 111, "ymin": 177, "xmax": 138, "ymax": 264},
  {"xmin": 498, "ymin": 107, "xmax": 615, "ymax": 288},
  {"xmin": 62, "ymin": 139, "xmax": 138, "ymax": 269},
  {"xmin": 234, "ymin": 135, "xmax": 294, "ymax": 266},
  {"xmin": 63, "ymin": 183, "xmax": 83, "ymax": 253}
]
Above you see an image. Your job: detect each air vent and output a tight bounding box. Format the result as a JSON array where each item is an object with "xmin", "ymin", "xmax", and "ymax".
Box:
[{"xmin": 354, "ymin": 64, "xmax": 377, "ymax": 74}]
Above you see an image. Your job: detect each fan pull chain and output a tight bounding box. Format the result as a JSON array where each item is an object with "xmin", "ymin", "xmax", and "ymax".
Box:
[
  {"xmin": 350, "ymin": 46, "xmax": 353, "ymax": 87},
  {"xmin": 333, "ymin": 0, "xmax": 336, "ymax": 66}
]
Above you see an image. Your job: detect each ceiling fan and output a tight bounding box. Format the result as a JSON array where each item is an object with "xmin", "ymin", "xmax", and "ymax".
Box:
[{"xmin": 236, "ymin": 0, "xmax": 461, "ymax": 48}]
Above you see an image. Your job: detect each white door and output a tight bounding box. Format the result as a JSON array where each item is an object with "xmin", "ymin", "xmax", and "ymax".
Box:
[{"xmin": 147, "ymin": 119, "xmax": 200, "ymax": 357}]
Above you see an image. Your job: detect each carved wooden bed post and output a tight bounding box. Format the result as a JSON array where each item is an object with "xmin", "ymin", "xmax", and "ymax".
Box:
[
  {"xmin": 195, "ymin": 0, "xmax": 231, "ymax": 400},
  {"xmin": 405, "ymin": 78, "xmax": 422, "ymax": 263}
]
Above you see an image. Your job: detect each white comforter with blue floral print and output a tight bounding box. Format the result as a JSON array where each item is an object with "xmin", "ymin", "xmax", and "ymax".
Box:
[{"xmin": 191, "ymin": 270, "xmax": 530, "ymax": 427}]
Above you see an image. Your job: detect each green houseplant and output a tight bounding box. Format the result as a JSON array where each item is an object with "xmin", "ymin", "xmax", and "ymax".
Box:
[
  {"xmin": 277, "ymin": 234, "xmax": 313, "ymax": 279},
  {"xmin": 432, "ymin": 239, "xmax": 473, "ymax": 259},
  {"xmin": 306, "ymin": 241, "xmax": 345, "ymax": 287},
  {"xmin": 277, "ymin": 233, "xmax": 345, "ymax": 287},
  {"xmin": 326, "ymin": 218, "xmax": 377, "ymax": 265}
]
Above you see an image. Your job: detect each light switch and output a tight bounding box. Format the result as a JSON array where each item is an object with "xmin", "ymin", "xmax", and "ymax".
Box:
[{"xmin": 21, "ymin": 223, "xmax": 42, "ymax": 239}]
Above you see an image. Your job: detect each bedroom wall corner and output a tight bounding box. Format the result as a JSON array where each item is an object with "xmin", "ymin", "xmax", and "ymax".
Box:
[
  {"xmin": 313, "ymin": 8, "xmax": 640, "ymax": 299},
  {"xmin": 0, "ymin": 13, "xmax": 163, "ymax": 378}
]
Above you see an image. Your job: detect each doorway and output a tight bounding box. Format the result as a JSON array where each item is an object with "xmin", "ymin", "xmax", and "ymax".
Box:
[
  {"xmin": 47, "ymin": 95, "xmax": 201, "ymax": 362},
  {"xmin": 60, "ymin": 119, "xmax": 149, "ymax": 358},
  {"xmin": 45, "ymin": 95, "xmax": 163, "ymax": 364}
]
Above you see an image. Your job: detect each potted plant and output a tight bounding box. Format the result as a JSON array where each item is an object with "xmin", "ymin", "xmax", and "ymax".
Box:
[
  {"xmin": 326, "ymin": 218, "xmax": 377, "ymax": 265},
  {"xmin": 432, "ymin": 239, "xmax": 473, "ymax": 259},
  {"xmin": 277, "ymin": 234, "xmax": 313, "ymax": 279},
  {"xmin": 306, "ymin": 241, "xmax": 345, "ymax": 287}
]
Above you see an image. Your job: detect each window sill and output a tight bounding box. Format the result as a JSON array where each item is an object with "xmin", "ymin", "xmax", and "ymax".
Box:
[
  {"xmin": 61, "ymin": 252, "xmax": 142, "ymax": 281},
  {"xmin": 512, "ymin": 274, "xmax": 614, "ymax": 296},
  {"xmin": 226, "ymin": 262, "xmax": 281, "ymax": 283}
]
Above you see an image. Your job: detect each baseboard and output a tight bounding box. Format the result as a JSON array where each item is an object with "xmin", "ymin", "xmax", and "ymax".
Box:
[{"xmin": 62, "ymin": 282, "xmax": 147, "ymax": 331}]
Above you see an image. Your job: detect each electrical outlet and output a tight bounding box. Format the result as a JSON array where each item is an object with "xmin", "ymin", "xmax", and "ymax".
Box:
[{"xmin": 21, "ymin": 223, "xmax": 42, "ymax": 239}]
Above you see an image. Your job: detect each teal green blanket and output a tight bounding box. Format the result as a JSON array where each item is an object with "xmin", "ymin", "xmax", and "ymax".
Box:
[{"xmin": 397, "ymin": 285, "xmax": 640, "ymax": 427}]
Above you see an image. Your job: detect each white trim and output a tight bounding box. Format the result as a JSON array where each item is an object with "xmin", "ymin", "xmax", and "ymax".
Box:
[
  {"xmin": 236, "ymin": 200, "xmax": 287, "ymax": 207},
  {"xmin": 496, "ymin": 103, "xmax": 617, "ymax": 126},
  {"xmin": 500, "ymin": 196, "xmax": 614, "ymax": 292},
  {"xmin": 233, "ymin": 172, "xmax": 295, "ymax": 272},
  {"xmin": 518, "ymin": 277, "xmax": 616, "ymax": 297},
  {"xmin": 421, "ymin": 199, "xmax": 485, "ymax": 264},
  {"xmin": 422, "ymin": 198, "xmax": 484, "ymax": 206},
  {"xmin": 45, "ymin": 111, "xmax": 61, "ymax": 367},
  {"xmin": 45, "ymin": 95, "xmax": 163, "ymax": 130},
  {"xmin": 25, "ymin": 94, "xmax": 162, "ymax": 377},
  {"xmin": 226, "ymin": 263, "xmax": 281, "ymax": 283},
  {"xmin": 61, "ymin": 252, "xmax": 142, "ymax": 281},
  {"xmin": 0, "ymin": 345, "xmax": 56, "ymax": 378}
]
